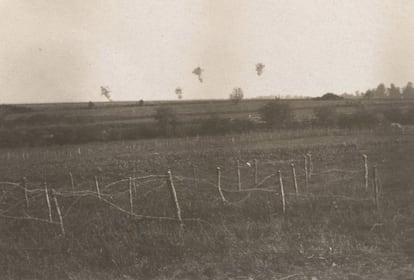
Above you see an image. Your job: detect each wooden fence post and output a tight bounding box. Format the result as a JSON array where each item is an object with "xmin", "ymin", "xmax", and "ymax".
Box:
[
  {"xmin": 254, "ymin": 159, "xmax": 258, "ymax": 185},
  {"xmin": 192, "ymin": 165, "xmax": 197, "ymax": 188},
  {"xmin": 22, "ymin": 177, "xmax": 29, "ymax": 209},
  {"xmin": 373, "ymin": 165, "xmax": 380, "ymax": 211},
  {"xmin": 129, "ymin": 177, "xmax": 134, "ymax": 213},
  {"xmin": 278, "ymin": 170, "xmax": 286, "ymax": 216},
  {"xmin": 307, "ymin": 153, "xmax": 313, "ymax": 181},
  {"xmin": 236, "ymin": 160, "xmax": 241, "ymax": 191},
  {"xmin": 167, "ymin": 170, "xmax": 184, "ymax": 230},
  {"xmin": 290, "ymin": 163, "xmax": 299, "ymax": 198},
  {"xmin": 304, "ymin": 156, "xmax": 309, "ymax": 189},
  {"xmin": 52, "ymin": 189, "xmax": 65, "ymax": 236},
  {"xmin": 363, "ymin": 154, "xmax": 368, "ymax": 190},
  {"xmin": 69, "ymin": 172, "xmax": 75, "ymax": 194},
  {"xmin": 216, "ymin": 167, "xmax": 227, "ymax": 203},
  {"xmin": 44, "ymin": 183, "xmax": 53, "ymax": 223},
  {"xmin": 95, "ymin": 176, "xmax": 101, "ymax": 200},
  {"xmin": 133, "ymin": 167, "xmax": 137, "ymax": 196}
]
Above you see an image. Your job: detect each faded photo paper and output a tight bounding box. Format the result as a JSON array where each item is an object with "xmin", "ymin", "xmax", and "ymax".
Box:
[{"xmin": 0, "ymin": 1, "xmax": 413, "ymax": 279}]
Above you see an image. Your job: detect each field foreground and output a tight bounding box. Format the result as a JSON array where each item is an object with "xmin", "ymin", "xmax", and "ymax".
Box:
[{"xmin": 0, "ymin": 129, "xmax": 413, "ymax": 279}]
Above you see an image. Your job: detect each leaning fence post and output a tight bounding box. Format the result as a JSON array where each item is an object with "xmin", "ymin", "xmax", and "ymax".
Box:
[
  {"xmin": 278, "ymin": 170, "xmax": 286, "ymax": 216},
  {"xmin": 304, "ymin": 156, "xmax": 309, "ymax": 189},
  {"xmin": 236, "ymin": 160, "xmax": 241, "ymax": 191},
  {"xmin": 254, "ymin": 159, "xmax": 258, "ymax": 185},
  {"xmin": 216, "ymin": 167, "xmax": 227, "ymax": 203},
  {"xmin": 290, "ymin": 163, "xmax": 299, "ymax": 198},
  {"xmin": 192, "ymin": 165, "xmax": 197, "ymax": 188},
  {"xmin": 363, "ymin": 154, "xmax": 368, "ymax": 190},
  {"xmin": 167, "ymin": 170, "xmax": 184, "ymax": 230},
  {"xmin": 51, "ymin": 189, "xmax": 65, "ymax": 236},
  {"xmin": 94, "ymin": 176, "xmax": 101, "ymax": 200},
  {"xmin": 129, "ymin": 177, "xmax": 134, "ymax": 213},
  {"xmin": 44, "ymin": 183, "xmax": 53, "ymax": 223},
  {"xmin": 307, "ymin": 153, "xmax": 313, "ymax": 181},
  {"xmin": 22, "ymin": 177, "xmax": 29, "ymax": 209},
  {"xmin": 373, "ymin": 165, "xmax": 380, "ymax": 211},
  {"xmin": 132, "ymin": 167, "xmax": 137, "ymax": 196},
  {"xmin": 69, "ymin": 172, "xmax": 75, "ymax": 194}
]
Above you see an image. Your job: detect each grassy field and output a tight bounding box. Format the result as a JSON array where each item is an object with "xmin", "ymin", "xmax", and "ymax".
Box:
[
  {"xmin": 3, "ymin": 98, "xmax": 414, "ymax": 129},
  {"xmin": 0, "ymin": 128, "xmax": 413, "ymax": 279},
  {"xmin": 2, "ymin": 97, "xmax": 414, "ymax": 148}
]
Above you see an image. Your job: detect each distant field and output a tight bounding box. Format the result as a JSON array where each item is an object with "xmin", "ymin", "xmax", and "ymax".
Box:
[{"xmin": 3, "ymin": 98, "xmax": 414, "ymax": 129}]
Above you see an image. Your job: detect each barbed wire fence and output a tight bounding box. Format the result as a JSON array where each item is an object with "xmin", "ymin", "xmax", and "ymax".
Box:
[{"xmin": 0, "ymin": 152, "xmax": 382, "ymax": 238}]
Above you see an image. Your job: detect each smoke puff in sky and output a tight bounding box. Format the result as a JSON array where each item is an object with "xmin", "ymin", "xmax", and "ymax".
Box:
[{"xmin": 0, "ymin": 0, "xmax": 413, "ymax": 103}]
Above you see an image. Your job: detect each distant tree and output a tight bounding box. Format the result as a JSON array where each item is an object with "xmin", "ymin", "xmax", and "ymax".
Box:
[
  {"xmin": 153, "ymin": 107, "xmax": 178, "ymax": 136},
  {"xmin": 374, "ymin": 83, "xmax": 387, "ymax": 98},
  {"xmin": 87, "ymin": 101, "xmax": 95, "ymax": 109},
  {"xmin": 341, "ymin": 92, "xmax": 359, "ymax": 99},
  {"xmin": 259, "ymin": 99, "xmax": 293, "ymax": 127},
  {"xmin": 364, "ymin": 89, "xmax": 374, "ymax": 99},
  {"xmin": 402, "ymin": 82, "xmax": 414, "ymax": 99},
  {"xmin": 175, "ymin": 87, "xmax": 183, "ymax": 100},
  {"xmin": 138, "ymin": 99, "xmax": 144, "ymax": 106},
  {"xmin": 229, "ymin": 88, "xmax": 244, "ymax": 104},
  {"xmin": 388, "ymin": 83, "xmax": 401, "ymax": 98}
]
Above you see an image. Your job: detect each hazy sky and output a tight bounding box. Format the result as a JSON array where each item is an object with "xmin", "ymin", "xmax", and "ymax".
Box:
[{"xmin": 1, "ymin": 0, "xmax": 414, "ymax": 103}]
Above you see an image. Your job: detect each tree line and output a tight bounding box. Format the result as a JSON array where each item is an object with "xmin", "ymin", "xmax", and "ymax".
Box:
[{"xmin": 355, "ymin": 82, "xmax": 414, "ymax": 99}]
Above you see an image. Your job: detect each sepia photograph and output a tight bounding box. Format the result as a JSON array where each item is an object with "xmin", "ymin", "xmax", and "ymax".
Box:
[{"xmin": 0, "ymin": 1, "xmax": 413, "ymax": 279}]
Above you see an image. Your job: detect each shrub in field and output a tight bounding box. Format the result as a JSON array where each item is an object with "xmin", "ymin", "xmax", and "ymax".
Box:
[
  {"xmin": 337, "ymin": 107, "xmax": 379, "ymax": 128},
  {"xmin": 259, "ymin": 99, "xmax": 294, "ymax": 128},
  {"xmin": 229, "ymin": 118, "xmax": 256, "ymax": 132},
  {"xmin": 121, "ymin": 124, "xmax": 159, "ymax": 140},
  {"xmin": 405, "ymin": 107, "xmax": 414, "ymax": 123},
  {"xmin": 313, "ymin": 106, "xmax": 337, "ymax": 126},
  {"xmin": 87, "ymin": 101, "xmax": 95, "ymax": 109},
  {"xmin": 313, "ymin": 92, "xmax": 344, "ymax": 101},
  {"xmin": 383, "ymin": 106, "xmax": 414, "ymax": 124},
  {"xmin": 198, "ymin": 115, "xmax": 232, "ymax": 135},
  {"xmin": 383, "ymin": 107, "xmax": 407, "ymax": 124},
  {"xmin": 153, "ymin": 106, "xmax": 179, "ymax": 136},
  {"xmin": 197, "ymin": 115, "xmax": 256, "ymax": 135}
]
